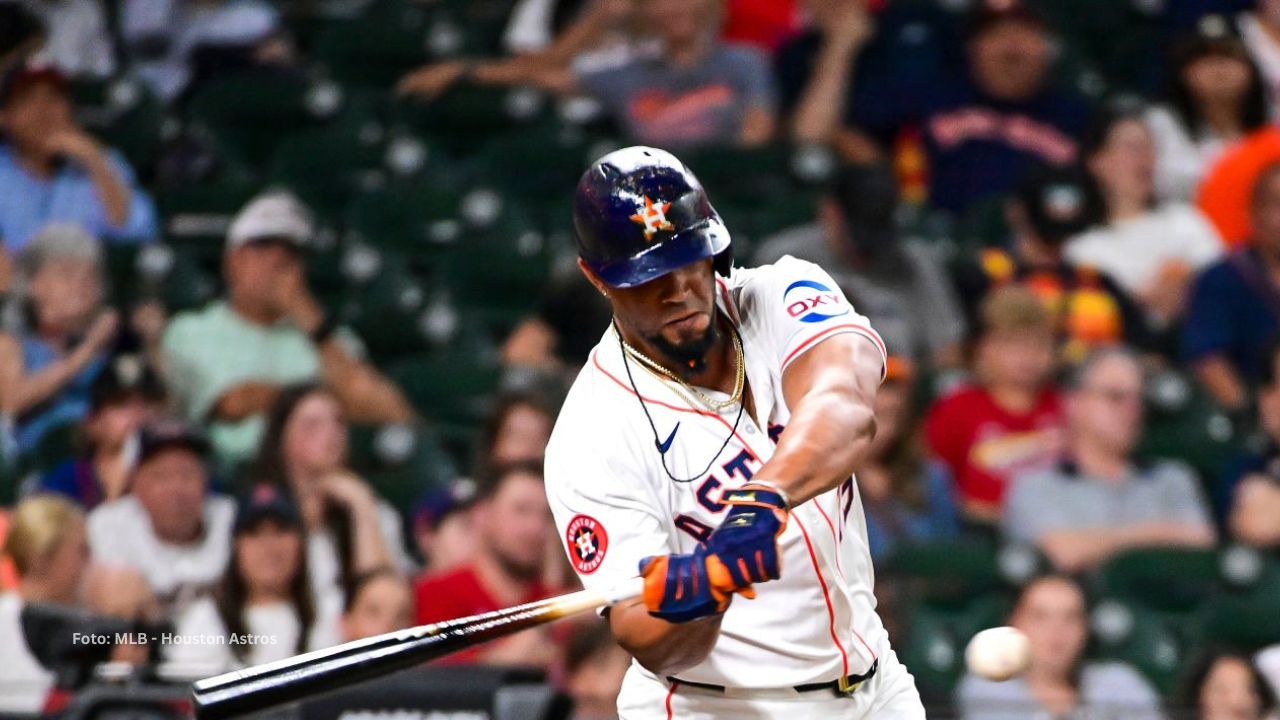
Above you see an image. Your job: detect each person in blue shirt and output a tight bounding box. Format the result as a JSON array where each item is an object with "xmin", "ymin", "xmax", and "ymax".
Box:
[
  {"xmin": 0, "ymin": 59, "xmax": 157, "ymax": 252},
  {"xmin": 37, "ymin": 355, "xmax": 166, "ymax": 510},
  {"xmin": 787, "ymin": 0, "xmax": 1090, "ymax": 217},
  {"xmin": 1182, "ymin": 160, "xmax": 1280, "ymax": 412}
]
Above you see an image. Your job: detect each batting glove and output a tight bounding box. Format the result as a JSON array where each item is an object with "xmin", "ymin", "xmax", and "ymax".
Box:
[
  {"xmin": 638, "ymin": 546, "xmax": 733, "ymax": 623},
  {"xmin": 704, "ymin": 483, "xmax": 789, "ymax": 597}
]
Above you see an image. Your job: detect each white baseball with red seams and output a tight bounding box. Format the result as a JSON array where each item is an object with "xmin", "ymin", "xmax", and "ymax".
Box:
[{"xmin": 544, "ymin": 256, "xmax": 926, "ymax": 719}]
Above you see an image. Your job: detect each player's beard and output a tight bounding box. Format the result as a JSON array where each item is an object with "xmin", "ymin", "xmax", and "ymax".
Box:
[{"xmin": 647, "ymin": 316, "xmax": 720, "ymax": 379}]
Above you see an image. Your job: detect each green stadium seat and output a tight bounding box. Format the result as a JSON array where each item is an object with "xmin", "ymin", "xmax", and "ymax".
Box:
[
  {"xmin": 898, "ymin": 604, "xmax": 965, "ymax": 703},
  {"xmin": 266, "ymin": 97, "xmax": 397, "ymax": 221},
  {"xmin": 344, "ymin": 178, "xmax": 466, "ymax": 260},
  {"xmin": 1094, "ymin": 547, "xmax": 1219, "ymax": 616},
  {"xmin": 1201, "ymin": 559, "xmax": 1280, "ymax": 649},
  {"xmin": 155, "ymin": 162, "xmax": 259, "ymax": 252},
  {"xmin": 886, "ymin": 538, "xmax": 1004, "ymax": 608},
  {"xmin": 393, "ymin": 83, "xmax": 554, "ymax": 159},
  {"xmin": 386, "ymin": 353, "xmax": 504, "ymax": 433},
  {"xmin": 347, "ymin": 423, "xmax": 459, "ymax": 513},
  {"xmin": 311, "ymin": 0, "xmax": 436, "ymax": 88},
  {"xmin": 1092, "ymin": 599, "xmax": 1188, "ymax": 696},
  {"xmin": 69, "ymin": 75, "xmax": 167, "ymax": 182},
  {"xmin": 1139, "ymin": 383, "xmax": 1238, "ymax": 479},
  {"xmin": 186, "ymin": 75, "xmax": 347, "ymax": 169},
  {"xmin": 21, "ymin": 422, "xmax": 81, "ymax": 481}
]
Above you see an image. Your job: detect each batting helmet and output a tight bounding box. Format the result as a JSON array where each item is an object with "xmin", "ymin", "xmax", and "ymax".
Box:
[{"xmin": 573, "ymin": 146, "xmax": 731, "ymax": 288}]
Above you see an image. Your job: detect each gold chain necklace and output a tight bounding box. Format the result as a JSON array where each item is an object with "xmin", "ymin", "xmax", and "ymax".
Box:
[{"xmin": 615, "ymin": 323, "xmax": 745, "ymax": 411}]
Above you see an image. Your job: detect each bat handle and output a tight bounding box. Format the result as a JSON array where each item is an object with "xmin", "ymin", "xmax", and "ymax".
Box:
[{"xmin": 601, "ymin": 577, "xmax": 645, "ymax": 606}]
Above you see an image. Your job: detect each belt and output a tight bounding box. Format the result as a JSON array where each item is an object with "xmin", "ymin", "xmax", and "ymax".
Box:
[{"xmin": 668, "ymin": 659, "xmax": 878, "ymax": 698}]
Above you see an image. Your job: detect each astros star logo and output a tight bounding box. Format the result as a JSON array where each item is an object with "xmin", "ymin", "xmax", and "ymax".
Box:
[{"xmin": 629, "ymin": 195, "xmax": 674, "ymax": 241}]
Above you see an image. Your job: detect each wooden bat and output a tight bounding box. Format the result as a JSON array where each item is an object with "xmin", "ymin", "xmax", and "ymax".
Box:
[{"xmin": 190, "ymin": 577, "xmax": 643, "ymax": 720}]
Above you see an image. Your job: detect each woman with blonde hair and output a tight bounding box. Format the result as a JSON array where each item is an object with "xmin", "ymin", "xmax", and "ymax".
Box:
[{"xmin": 0, "ymin": 494, "xmax": 89, "ymax": 713}]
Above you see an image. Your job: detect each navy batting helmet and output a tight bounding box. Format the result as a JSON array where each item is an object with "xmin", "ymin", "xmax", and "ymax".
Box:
[{"xmin": 573, "ymin": 146, "xmax": 731, "ymax": 288}]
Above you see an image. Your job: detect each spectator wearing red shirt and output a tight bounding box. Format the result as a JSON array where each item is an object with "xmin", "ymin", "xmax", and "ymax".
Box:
[
  {"xmin": 925, "ymin": 286, "xmax": 1065, "ymax": 524},
  {"xmin": 414, "ymin": 463, "xmax": 560, "ymax": 667}
]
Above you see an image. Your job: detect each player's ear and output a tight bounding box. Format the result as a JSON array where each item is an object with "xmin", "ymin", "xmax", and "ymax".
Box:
[{"xmin": 577, "ymin": 258, "xmax": 611, "ymax": 299}]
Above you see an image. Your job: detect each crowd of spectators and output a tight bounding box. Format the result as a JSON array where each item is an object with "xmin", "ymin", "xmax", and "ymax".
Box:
[{"xmin": 2, "ymin": 0, "xmax": 1280, "ymax": 718}]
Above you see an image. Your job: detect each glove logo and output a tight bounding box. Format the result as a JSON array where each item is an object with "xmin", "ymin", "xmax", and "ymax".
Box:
[
  {"xmin": 783, "ymin": 280, "xmax": 850, "ymax": 324},
  {"xmin": 566, "ymin": 514, "xmax": 609, "ymax": 574},
  {"xmin": 629, "ymin": 195, "xmax": 674, "ymax": 241}
]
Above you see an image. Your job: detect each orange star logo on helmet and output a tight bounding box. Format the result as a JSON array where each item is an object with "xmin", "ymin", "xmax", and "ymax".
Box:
[{"xmin": 629, "ymin": 196, "xmax": 674, "ymax": 241}]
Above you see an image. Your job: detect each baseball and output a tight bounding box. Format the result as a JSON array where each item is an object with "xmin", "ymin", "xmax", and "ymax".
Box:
[{"xmin": 965, "ymin": 626, "xmax": 1031, "ymax": 681}]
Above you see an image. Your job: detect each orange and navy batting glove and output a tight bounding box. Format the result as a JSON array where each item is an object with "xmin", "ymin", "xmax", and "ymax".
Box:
[
  {"xmin": 703, "ymin": 483, "xmax": 789, "ymax": 598},
  {"xmin": 638, "ymin": 546, "xmax": 733, "ymax": 623}
]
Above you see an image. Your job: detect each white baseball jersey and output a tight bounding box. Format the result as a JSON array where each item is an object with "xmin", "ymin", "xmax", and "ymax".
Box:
[{"xmin": 545, "ymin": 256, "xmax": 892, "ymax": 695}]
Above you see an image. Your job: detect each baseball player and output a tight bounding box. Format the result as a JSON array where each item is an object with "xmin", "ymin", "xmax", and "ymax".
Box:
[{"xmin": 544, "ymin": 146, "xmax": 926, "ymax": 719}]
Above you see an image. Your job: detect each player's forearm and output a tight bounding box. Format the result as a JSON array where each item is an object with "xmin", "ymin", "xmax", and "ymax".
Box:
[
  {"xmin": 760, "ymin": 391, "xmax": 876, "ymax": 506},
  {"xmin": 609, "ymin": 600, "xmax": 722, "ymax": 677}
]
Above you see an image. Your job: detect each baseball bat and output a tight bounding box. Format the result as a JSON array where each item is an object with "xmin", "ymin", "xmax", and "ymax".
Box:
[{"xmin": 191, "ymin": 577, "xmax": 644, "ymax": 720}]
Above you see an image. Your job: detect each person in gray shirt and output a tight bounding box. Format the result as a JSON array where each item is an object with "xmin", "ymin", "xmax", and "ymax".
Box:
[
  {"xmin": 956, "ymin": 574, "xmax": 1164, "ymax": 720},
  {"xmin": 1003, "ymin": 347, "xmax": 1215, "ymax": 572},
  {"xmin": 754, "ymin": 161, "xmax": 966, "ymax": 371},
  {"xmin": 398, "ymin": 0, "xmax": 776, "ymax": 148}
]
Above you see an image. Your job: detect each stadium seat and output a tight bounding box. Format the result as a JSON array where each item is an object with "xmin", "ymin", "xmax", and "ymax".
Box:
[
  {"xmin": 186, "ymin": 75, "xmax": 347, "ymax": 169},
  {"xmin": 1139, "ymin": 381, "xmax": 1238, "ymax": 479},
  {"xmin": 885, "ymin": 538, "xmax": 1004, "ymax": 608},
  {"xmin": 344, "ymin": 178, "xmax": 466, "ymax": 260},
  {"xmin": 1094, "ymin": 547, "xmax": 1219, "ymax": 616},
  {"xmin": 69, "ymin": 75, "xmax": 167, "ymax": 182},
  {"xmin": 311, "ymin": 0, "xmax": 448, "ymax": 89},
  {"xmin": 387, "ymin": 352, "xmax": 504, "ymax": 434},
  {"xmin": 155, "ymin": 159, "xmax": 260, "ymax": 253},
  {"xmin": 393, "ymin": 83, "xmax": 555, "ymax": 159},
  {"xmin": 1091, "ymin": 599, "xmax": 1188, "ymax": 696},
  {"xmin": 20, "ymin": 422, "xmax": 81, "ymax": 482},
  {"xmin": 347, "ymin": 423, "xmax": 459, "ymax": 513},
  {"xmin": 1200, "ymin": 558, "xmax": 1280, "ymax": 649},
  {"xmin": 267, "ymin": 94, "xmax": 400, "ymax": 221}
]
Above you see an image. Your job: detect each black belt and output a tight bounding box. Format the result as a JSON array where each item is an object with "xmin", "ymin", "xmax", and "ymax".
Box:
[{"xmin": 669, "ymin": 659, "xmax": 878, "ymax": 696}]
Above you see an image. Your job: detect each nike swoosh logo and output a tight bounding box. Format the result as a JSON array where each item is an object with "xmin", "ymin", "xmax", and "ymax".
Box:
[{"xmin": 657, "ymin": 422, "xmax": 680, "ymax": 453}]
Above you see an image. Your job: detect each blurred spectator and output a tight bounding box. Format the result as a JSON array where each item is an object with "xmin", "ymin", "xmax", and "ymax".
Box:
[
  {"xmin": 86, "ymin": 419, "xmax": 234, "ymax": 614},
  {"xmin": 1197, "ymin": 125, "xmax": 1280, "ymax": 249},
  {"xmin": 161, "ymin": 191, "xmax": 414, "ymax": 464},
  {"xmin": 754, "ymin": 161, "xmax": 966, "ymax": 370},
  {"xmin": 502, "ymin": 270, "xmax": 612, "ymax": 370},
  {"xmin": 35, "ymin": 355, "xmax": 165, "ymax": 509},
  {"xmin": 414, "ymin": 463, "xmax": 560, "ymax": 667},
  {"xmin": 855, "ymin": 356, "xmax": 959, "ymax": 561},
  {"xmin": 0, "ymin": 494, "xmax": 87, "ymax": 713},
  {"xmin": 1177, "ymin": 651, "xmax": 1278, "ymax": 720},
  {"xmin": 1147, "ymin": 15, "xmax": 1270, "ymax": 204},
  {"xmin": 1226, "ymin": 340, "xmax": 1280, "ymax": 547},
  {"xmin": 1004, "ymin": 348, "xmax": 1215, "ymax": 572},
  {"xmin": 339, "ymin": 567, "xmax": 412, "ymax": 642},
  {"xmin": 0, "ymin": 223, "xmax": 116, "ymax": 456},
  {"xmin": 19, "ymin": 0, "xmax": 115, "ymax": 78},
  {"xmin": 0, "ymin": 59, "xmax": 157, "ymax": 249},
  {"xmin": 564, "ymin": 621, "xmax": 632, "ymax": 720},
  {"xmin": 720, "ymin": 0, "xmax": 802, "ymax": 54},
  {"xmin": 121, "ymin": 0, "xmax": 296, "ymax": 102},
  {"xmin": 249, "ymin": 384, "xmax": 413, "ymax": 612},
  {"xmin": 1240, "ymin": 0, "xmax": 1280, "ymax": 113},
  {"xmin": 412, "ymin": 481, "xmax": 477, "ymax": 576},
  {"xmin": 1068, "ymin": 105, "xmax": 1224, "ymax": 327},
  {"xmin": 956, "ymin": 574, "xmax": 1163, "ymax": 720},
  {"xmin": 953, "ymin": 165, "xmax": 1151, "ymax": 363},
  {"xmin": 1183, "ymin": 161, "xmax": 1280, "ymax": 412},
  {"xmin": 791, "ymin": 0, "xmax": 1088, "ymax": 215},
  {"xmin": 167, "ymin": 484, "xmax": 339, "ymax": 674},
  {"xmin": 481, "ymin": 390, "xmax": 557, "ymax": 470},
  {"xmin": 400, "ymin": 0, "xmax": 778, "ymax": 148},
  {"xmin": 924, "ymin": 286, "xmax": 1064, "ymax": 524}
]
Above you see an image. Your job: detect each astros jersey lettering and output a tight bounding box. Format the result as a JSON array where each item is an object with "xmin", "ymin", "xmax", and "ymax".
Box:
[{"xmin": 545, "ymin": 256, "xmax": 891, "ymax": 700}]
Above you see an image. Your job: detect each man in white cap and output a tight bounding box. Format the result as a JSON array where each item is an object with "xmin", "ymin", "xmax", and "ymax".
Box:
[{"xmin": 160, "ymin": 190, "xmax": 413, "ymax": 463}]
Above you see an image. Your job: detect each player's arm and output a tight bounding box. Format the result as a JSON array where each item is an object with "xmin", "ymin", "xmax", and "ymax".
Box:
[
  {"xmin": 607, "ymin": 599, "xmax": 724, "ymax": 676},
  {"xmin": 758, "ymin": 333, "xmax": 883, "ymax": 505}
]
